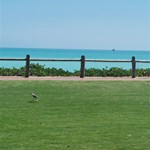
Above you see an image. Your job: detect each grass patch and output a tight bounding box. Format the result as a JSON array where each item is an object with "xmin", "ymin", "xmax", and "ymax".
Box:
[{"xmin": 0, "ymin": 81, "xmax": 150, "ymax": 149}]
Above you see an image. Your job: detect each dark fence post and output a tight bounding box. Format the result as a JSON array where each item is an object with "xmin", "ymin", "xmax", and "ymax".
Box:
[
  {"xmin": 25, "ymin": 54, "xmax": 30, "ymax": 78},
  {"xmin": 131, "ymin": 56, "xmax": 136, "ymax": 78},
  {"xmin": 80, "ymin": 55, "xmax": 85, "ymax": 78}
]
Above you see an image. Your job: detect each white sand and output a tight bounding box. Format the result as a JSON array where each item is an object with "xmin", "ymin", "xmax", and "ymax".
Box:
[{"xmin": 0, "ymin": 76, "xmax": 149, "ymax": 81}]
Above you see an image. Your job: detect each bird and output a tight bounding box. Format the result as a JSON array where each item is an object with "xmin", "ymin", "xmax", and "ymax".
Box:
[{"xmin": 32, "ymin": 92, "xmax": 38, "ymax": 101}]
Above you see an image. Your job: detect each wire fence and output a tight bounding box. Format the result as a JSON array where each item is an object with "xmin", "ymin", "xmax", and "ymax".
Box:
[{"xmin": 0, "ymin": 55, "xmax": 150, "ymax": 78}]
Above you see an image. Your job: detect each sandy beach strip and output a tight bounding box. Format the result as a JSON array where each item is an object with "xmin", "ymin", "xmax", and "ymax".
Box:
[{"xmin": 0, "ymin": 76, "xmax": 150, "ymax": 81}]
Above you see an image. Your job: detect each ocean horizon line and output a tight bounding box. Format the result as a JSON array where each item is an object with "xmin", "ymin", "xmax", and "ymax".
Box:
[{"xmin": 0, "ymin": 47, "xmax": 150, "ymax": 52}]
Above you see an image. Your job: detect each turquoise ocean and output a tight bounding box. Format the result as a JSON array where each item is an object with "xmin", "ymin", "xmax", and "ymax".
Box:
[{"xmin": 0, "ymin": 48, "xmax": 150, "ymax": 71}]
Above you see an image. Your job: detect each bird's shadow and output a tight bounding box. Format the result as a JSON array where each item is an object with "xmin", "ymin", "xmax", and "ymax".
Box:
[{"xmin": 28, "ymin": 100, "xmax": 38, "ymax": 103}]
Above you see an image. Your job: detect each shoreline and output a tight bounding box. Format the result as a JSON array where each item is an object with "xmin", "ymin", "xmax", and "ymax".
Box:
[{"xmin": 0, "ymin": 76, "xmax": 150, "ymax": 81}]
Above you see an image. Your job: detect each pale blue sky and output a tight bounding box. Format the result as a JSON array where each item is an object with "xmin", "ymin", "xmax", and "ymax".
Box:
[{"xmin": 0, "ymin": 0, "xmax": 150, "ymax": 50}]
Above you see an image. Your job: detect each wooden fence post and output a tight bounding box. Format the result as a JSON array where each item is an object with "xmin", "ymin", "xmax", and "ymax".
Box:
[
  {"xmin": 80, "ymin": 55, "xmax": 85, "ymax": 78},
  {"xmin": 25, "ymin": 54, "xmax": 30, "ymax": 78},
  {"xmin": 132, "ymin": 56, "xmax": 136, "ymax": 78}
]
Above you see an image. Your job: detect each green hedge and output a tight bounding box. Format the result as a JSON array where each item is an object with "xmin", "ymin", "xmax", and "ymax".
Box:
[{"xmin": 0, "ymin": 63, "xmax": 150, "ymax": 77}]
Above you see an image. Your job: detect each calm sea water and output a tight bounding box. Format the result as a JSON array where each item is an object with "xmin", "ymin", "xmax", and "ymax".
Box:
[{"xmin": 0, "ymin": 48, "xmax": 150, "ymax": 71}]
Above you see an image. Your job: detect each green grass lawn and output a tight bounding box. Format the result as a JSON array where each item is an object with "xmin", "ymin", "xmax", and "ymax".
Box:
[{"xmin": 0, "ymin": 81, "xmax": 150, "ymax": 150}]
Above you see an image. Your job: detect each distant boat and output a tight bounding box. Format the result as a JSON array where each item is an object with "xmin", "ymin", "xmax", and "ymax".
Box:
[{"xmin": 112, "ymin": 49, "xmax": 115, "ymax": 51}]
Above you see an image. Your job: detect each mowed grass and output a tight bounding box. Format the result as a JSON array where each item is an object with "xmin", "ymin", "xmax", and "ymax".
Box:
[{"xmin": 0, "ymin": 81, "xmax": 150, "ymax": 150}]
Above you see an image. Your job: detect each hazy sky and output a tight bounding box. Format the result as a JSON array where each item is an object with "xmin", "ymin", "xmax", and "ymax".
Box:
[{"xmin": 0, "ymin": 0, "xmax": 150, "ymax": 50}]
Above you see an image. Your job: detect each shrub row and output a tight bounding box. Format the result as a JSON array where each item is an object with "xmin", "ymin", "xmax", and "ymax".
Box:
[{"xmin": 0, "ymin": 63, "xmax": 150, "ymax": 77}]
